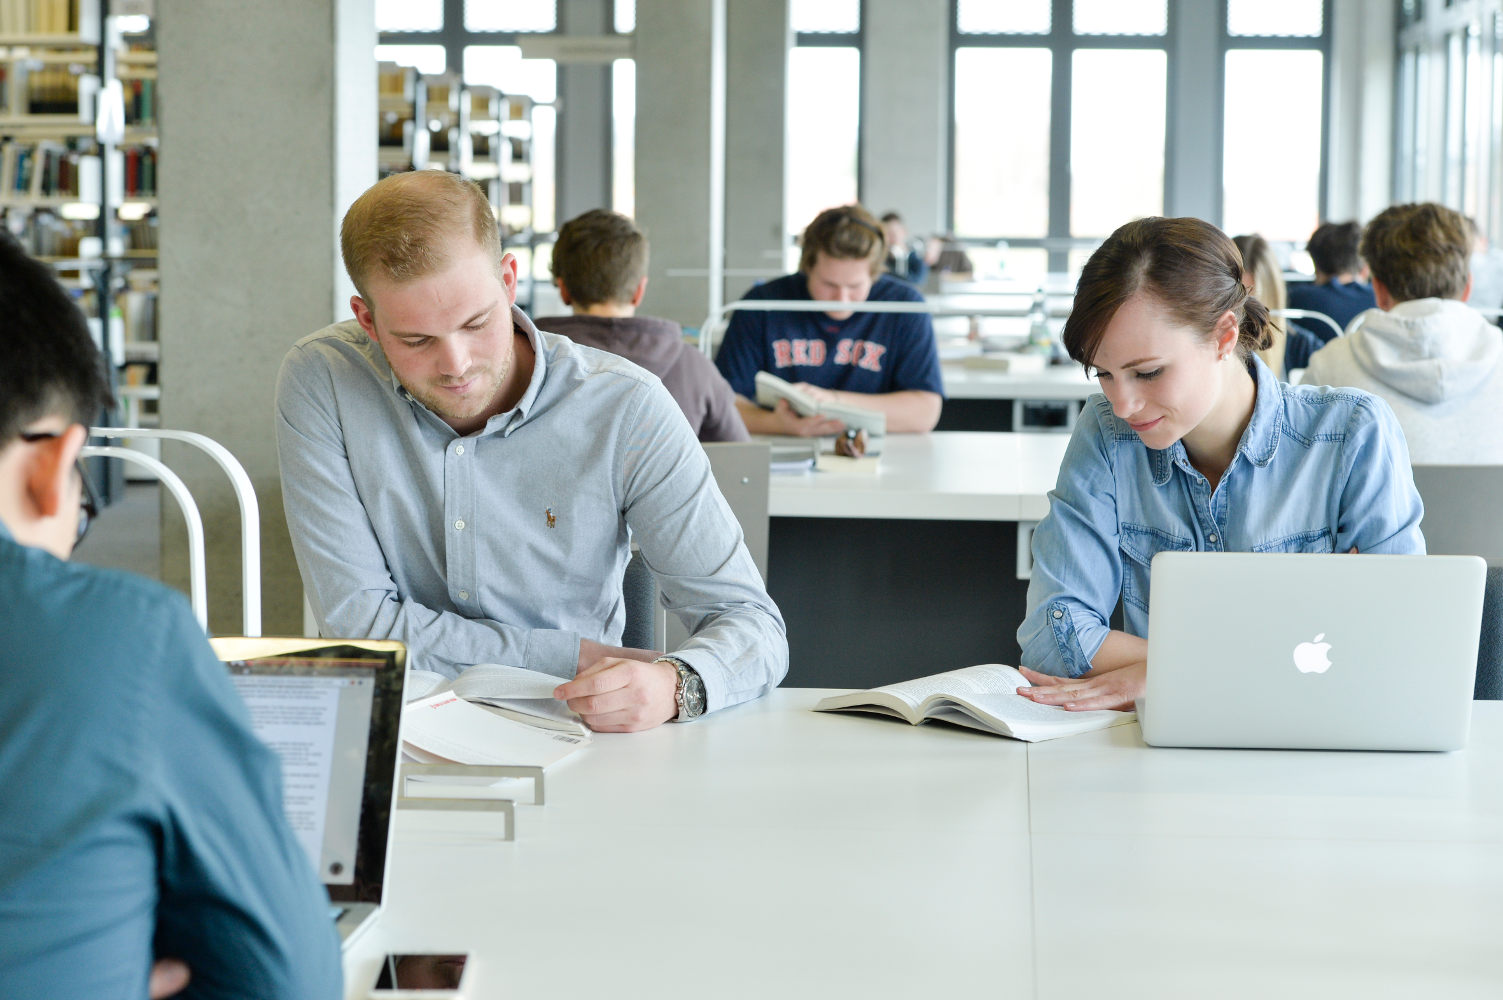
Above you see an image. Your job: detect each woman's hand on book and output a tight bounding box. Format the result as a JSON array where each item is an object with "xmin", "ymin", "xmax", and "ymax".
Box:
[
  {"xmin": 553, "ymin": 656, "xmax": 679, "ymax": 732},
  {"xmin": 1016, "ymin": 663, "xmax": 1144, "ymax": 712}
]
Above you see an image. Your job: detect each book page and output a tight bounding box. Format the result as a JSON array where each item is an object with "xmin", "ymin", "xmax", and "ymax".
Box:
[
  {"xmin": 451, "ymin": 662, "xmax": 587, "ymax": 734},
  {"xmin": 402, "ymin": 693, "xmax": 590, "ymax": 768},
  {"xmin": 874, "ymin": 663, "xmax": 1029, "ymax": 705},
  {"xmin": 938, "ymin": 692, "xmax": 1134, "ymax": 742}
]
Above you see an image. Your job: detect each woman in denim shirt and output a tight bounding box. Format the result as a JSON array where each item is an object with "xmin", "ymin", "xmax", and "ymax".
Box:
[{"xmin": 1015, "ymin": 217, "xmax": 1424, "ymax": 712}]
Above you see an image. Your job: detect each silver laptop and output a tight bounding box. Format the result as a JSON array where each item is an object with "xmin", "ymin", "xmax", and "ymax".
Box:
[
  {"xmin": 213, "ymin": 637, "xmax": 407, "ymax": 948},
  {"xmin": 1140, "ymin": 553, "xmax": 1484, "ymax": 751}
]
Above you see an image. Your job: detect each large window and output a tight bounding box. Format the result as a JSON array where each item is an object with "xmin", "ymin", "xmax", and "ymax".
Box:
[
  {"xmin": 950, "ymin": 0, "xmax": 1330, "ymax": 276},
  {"xmin": 1221, "ymin": 0, "xmax": 1327, "ymax": 247},
  {"xmin": 1396, "ymin": 3, "xmax": 1503, "ymax": 243},
  {"xmin": 950, "ymin": 1, "xmax": 1168, "ymax": 276},
  {"xmin": 785, "ymin": 2, "xmax": 861, "ymax": 244}
]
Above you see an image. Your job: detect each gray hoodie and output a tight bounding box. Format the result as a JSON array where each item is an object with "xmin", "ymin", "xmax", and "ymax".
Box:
[{"xmin": 1302, "ymin": 298, "xmax": 1503, "ymax": 463}]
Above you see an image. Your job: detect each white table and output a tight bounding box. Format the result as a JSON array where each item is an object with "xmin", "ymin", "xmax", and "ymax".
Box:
[
  {"xmin": 345, "ymin": 692, "xmax": 1503, "ymax": 999},
  {"xmin": 768, "ymin": 430, "xmax": 1068, "ymax": 522}
]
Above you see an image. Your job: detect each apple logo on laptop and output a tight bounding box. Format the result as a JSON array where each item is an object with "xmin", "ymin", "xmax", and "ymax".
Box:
[{"xmin": 1292, "ymin": 633, "xmax": 1333, "ymax": 674}]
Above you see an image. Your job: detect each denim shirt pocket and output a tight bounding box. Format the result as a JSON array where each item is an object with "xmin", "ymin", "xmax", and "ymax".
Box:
[
  {"xmin": 1120, "ymin": 523, "xmax": 1193, "ymax": 614},
  {"xmin": 1251, "ymin": 528, "xmax": 1335, "ymax": 554}
]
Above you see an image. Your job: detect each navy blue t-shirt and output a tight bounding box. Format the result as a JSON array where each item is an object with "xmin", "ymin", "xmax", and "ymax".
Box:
[
  {"xmin": 715, "ymin": 272, "xmax": 945, "ymax": 399},
  {"xmin": 1286, "ymin": 279, "xmax": 1376, "ymax": 340}
]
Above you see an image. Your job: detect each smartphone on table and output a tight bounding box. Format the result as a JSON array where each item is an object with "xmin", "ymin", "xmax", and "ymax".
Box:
[{"xmin": 369, "ymin": 953, "xmax": 471, "ymax": 997}]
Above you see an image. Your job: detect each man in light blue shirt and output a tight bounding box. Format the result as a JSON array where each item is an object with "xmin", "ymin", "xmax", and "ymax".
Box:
[
  {"xmin": 277, "ymin": 170, "xmax": 786, "ymax": 731},
  {"xmin": 0, "ymin": 234, "xmax": 340, "ymax": 997}
]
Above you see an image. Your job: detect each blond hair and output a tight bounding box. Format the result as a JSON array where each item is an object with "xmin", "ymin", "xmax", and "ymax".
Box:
[
  {"xmin": 1232, "ymin": 234, "xmax": 1289, "ymax": 378},
  {"xmin": 341, "ymin": 170, "xmax": 502, "ymax": 299}
]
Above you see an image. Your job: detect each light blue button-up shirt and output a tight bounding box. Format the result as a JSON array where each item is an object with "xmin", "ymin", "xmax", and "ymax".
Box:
[
  {"xmin": 276, "ymin": 310, "xmax": 787, "ymax": 714},
  {"xmin": 1018, "ymin": 356, "xmax": 1425, "ymax": 678}
]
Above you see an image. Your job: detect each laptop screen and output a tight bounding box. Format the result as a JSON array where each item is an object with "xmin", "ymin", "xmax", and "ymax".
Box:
[{"xmin": 214, "ymin": 639, "xmax": 406, "ymax": 906}]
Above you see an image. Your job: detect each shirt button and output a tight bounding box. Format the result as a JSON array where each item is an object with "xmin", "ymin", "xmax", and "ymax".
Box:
[
  {"xmin": 458, "ymin": 590, "xmax": 469, "ymax": 601},
  {"xmin": 1208, "ymin": 533, "xmax": 1218, "ymax": 543},
  {"xmin": 454, "ymin": 519, "xmax": 466, "ymax": 531},
  {"xmin": 1052, "ymin": 609, "xmax": 1063, "ymax": 620},
  {"xmin": 455, "ymin": 444, "xmax": 465, "ymax": 455}
]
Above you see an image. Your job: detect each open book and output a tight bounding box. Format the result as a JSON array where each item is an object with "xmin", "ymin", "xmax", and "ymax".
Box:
[
  {"xmin": 813, "ymin": 663, "xmax": 1135, "ymax": 742},
  {"xmin": 754, "ymin": 371, "xmax": 887, "ymax": 440}
]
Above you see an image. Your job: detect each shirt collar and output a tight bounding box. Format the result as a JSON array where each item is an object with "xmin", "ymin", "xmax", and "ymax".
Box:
[{"xmin": 1148, "ymin": 354, "xmax": 1282, "ymax": 486}]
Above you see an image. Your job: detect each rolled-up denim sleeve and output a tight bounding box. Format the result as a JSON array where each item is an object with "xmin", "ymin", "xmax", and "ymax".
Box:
[
  {"xmin": 1017, "ymin": 401, "xmax": 1123, "ymax": 678},
  {"xmin": 1333, "ymin": 395, "xmax": 1426, "ymax": 555}
]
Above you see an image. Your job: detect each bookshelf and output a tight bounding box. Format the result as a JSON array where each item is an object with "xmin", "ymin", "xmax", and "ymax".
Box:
[
  {"xmin": 377, "ymin": 61, "xmax": 425, "ymax": 176},
  {"xmin": 422, "ymin": 70, "xmax": 463, "ymax": 172},
  {"xmin": 497, "ymin": 93, "xmax": 534, "ymax": 241},
  {"xmin": 1, "ymin": 3, "xmax": 160, "ymax": 485}
]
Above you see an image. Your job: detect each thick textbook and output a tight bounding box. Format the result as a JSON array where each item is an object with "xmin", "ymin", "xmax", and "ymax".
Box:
[
  {"xmin": 813, "ymin": 663, "xmax": 1135, "ymax": 742},
  {"xmin": 754, "ymin": 371, "xmax": 887, "ymax": 439}
]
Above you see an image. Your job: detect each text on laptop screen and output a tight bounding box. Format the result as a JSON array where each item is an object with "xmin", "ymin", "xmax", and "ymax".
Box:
[{"xmin": 228, "ymin": 662, "xmax": 373, "ymax": 885}]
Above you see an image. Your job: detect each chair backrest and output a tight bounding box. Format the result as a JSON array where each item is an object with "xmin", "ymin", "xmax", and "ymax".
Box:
[
  {"xmin": 84, "ymin": 427, "xmax": 261, "ymax": 635},
  {"xmin": 703, "ymin": 441, "xmax": 771, "ymax": 582},
  {"xmin": 1411, "ymin": 465, "xmax": 1503, "ymax": 566},
  {"xmin": 620, "ymin": 547, "xmax": 659, "ymax": 651},
  {"xmin": 1272, "ymin": 307, "xmax": 1343, "ymax": 341},
  {"xmin": 643, "ymin": 441, "xmax": 772, "ymax": 654},
  {"xmin": 1412, "ymin": 464, "xmax": 1503, "ymax": 699}
]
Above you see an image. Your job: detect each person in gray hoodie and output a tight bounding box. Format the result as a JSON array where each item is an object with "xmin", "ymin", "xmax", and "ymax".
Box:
[
  {"xmin": 536, "ymin": 209, "xmax": 749, "ymax": 443},
  {"xmin": 1302, "ymin": 202, "xmax": 1503, "ymax": 463}
]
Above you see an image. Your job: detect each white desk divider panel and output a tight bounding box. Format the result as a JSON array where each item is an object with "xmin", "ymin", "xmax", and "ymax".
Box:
[
  {"xmin": 698, "ymin": 296, "xmax": 1067, "ymax": 356},
  {"xmin": 87, "ymin": 427, "xmax": 262, "ymax": 635}
]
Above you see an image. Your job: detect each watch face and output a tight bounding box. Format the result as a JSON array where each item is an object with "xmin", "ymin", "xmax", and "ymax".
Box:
[{"xmin": 684, "ymin": 673, "xmax": 707, "ymax": 717}]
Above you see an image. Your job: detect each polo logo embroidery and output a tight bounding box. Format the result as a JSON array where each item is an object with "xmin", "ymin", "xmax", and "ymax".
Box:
[{"xmin": 545, "ymin": 508, "xmax": 556, "ymax": 529}]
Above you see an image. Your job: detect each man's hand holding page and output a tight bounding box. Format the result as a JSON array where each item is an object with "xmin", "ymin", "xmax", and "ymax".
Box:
[{"xmin": 554, "ymin": 656, "xmax": 679, "ymax": 732}]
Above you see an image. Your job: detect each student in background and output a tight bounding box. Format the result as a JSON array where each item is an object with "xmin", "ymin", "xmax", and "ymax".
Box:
[
  {"xmin": 536, "ymin": 208, "xmax": 749, "ymax": 443},
  {"xmin": 1466, "ymin": 216, "xmax": 1503, "ymax": 320},
  {"xmin": 1302, "ymin": 202, "xmax": 1503, "ymax": 464},
  {"xmin": 715, "ymin": 204, "xmax": 945, "ymax": 436},
  {"xmin": 0, "ymin": 234, "xmax": 340, "ymax": 998},
  {"xmin": 879, "ymin": 211, "xmax": 930, "ymax": 286},
  {"xmin": 1232, "ymin": 233, "xmax": 1322, "ymax": 377},
  {"xmin": 277, "ymin": 171, "xmax": 786, "ymax": 732},
  {"xmin": 1015, "ymin": 217, "xmax": 1423, "ymax": 712},
  {"xmin": 1287, "ymin": 220, "xmax": 1376, "ymax": 336}
]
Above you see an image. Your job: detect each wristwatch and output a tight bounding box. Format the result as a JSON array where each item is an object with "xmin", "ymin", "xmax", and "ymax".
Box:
[{"xmin": 655, "ymin": 655, "xmax": 706, "ymax": 721}]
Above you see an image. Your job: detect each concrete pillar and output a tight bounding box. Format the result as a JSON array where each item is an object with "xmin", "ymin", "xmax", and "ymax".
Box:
[
  {"xmin": 860, "ymin": 0, "xmax": 949, "ymax": 239},
  {"xmin": 634, "ymin": 0, "xmax": 726, "ymax": 327},
  {"xmin": 1165, "ymin": 0, "xmax": 1222, "ymax": 222},
  {"xmin": 157, "ymin": 0, "xmax": 375, "ymax": 635},
  {"xmin": 723, "ymin": 0, "xmax": 789, "ymax": 304},
  {"xmin": 1325, "ymin": 0, "xmax": 1396, "ymax": 223},
  {"xmin": 556, "ymin": 0, "xmax": 612, "ymax": 223}
]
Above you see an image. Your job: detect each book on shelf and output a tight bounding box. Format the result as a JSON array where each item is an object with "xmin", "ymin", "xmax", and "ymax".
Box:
[
  {"xmin": 753, "ymin": 371, "xmax": 887, "ymax": 439},
  {"xmin": 813, "ymin": 663, "xmax": 1136, "ymax": 742}
]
